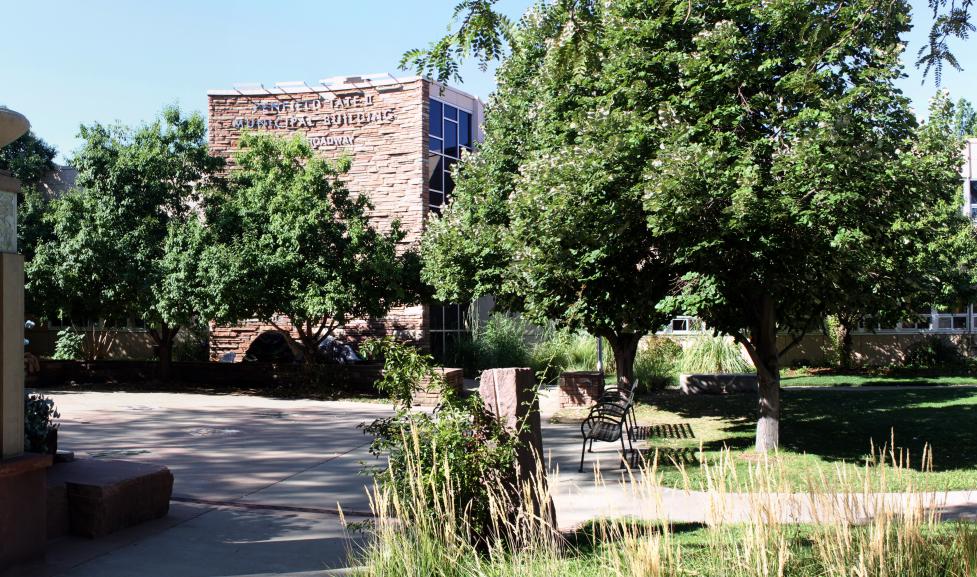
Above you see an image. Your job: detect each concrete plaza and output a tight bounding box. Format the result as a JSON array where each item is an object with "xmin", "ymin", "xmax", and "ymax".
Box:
[{"xmin": 12, "ymin": 387, "xmax": 977, "ymax": 577}]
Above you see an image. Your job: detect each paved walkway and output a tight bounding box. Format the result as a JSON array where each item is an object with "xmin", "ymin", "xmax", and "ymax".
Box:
[{"xmin": 10, "ymin": 387, "xmax": 977, "ymax": 576}]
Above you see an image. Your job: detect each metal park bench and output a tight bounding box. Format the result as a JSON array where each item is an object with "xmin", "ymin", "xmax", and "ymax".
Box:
[{"xmin": 578, "ymin": 380, "xmax": 639, "ymax": 472}]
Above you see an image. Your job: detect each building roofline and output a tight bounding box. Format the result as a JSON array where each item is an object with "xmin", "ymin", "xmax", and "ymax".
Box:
[{"xmin": 208, "ymin": 73, "xmax": 483, "ymax": 103}]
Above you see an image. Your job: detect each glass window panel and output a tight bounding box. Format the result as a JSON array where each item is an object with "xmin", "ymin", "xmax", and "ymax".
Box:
[
  {"xmin": 444, "ymin": 104, "xmax": 458, "ymax": 122},
  {"xmin": 938, "ymin": 317, "xmax": 952, "ymax": 329},
  {"xmin": 444, "ymin": 332, "xmax": 459, "ymax": 362},
  {"xmin": 430, "ymin": 305, "xmax": 444, "ymax": 330},
  {"xmin": 431, "ymin": 332, "xmax": 445, "ymax": 361},
  {"xmin": 444, "ymin": 170, "xmax": 455, "ymax": 196},
  {"xmin": 427, "ymin": 155, "xmax": 443, "ymax": 192},
  {"xmin": 444, "ymin": 121, "xmax": 458, "ymax": 158},
  {"xmin": 429, "ymin": 100, "xmax": 442, "ymax": 138},
  {"xmin": 445, "ymin": 304, "xmax": 460, "ymax": 330},
  {"xmin": 429, "ymin": 190, "xmax": 444, "ymax": 206},
  {"xmin": 459, "ymin": 111, "xmax": 472, "ymax": 148},
  {"xmin": 429, "ymin": 135, "xmax": 442, "ymax": 153},
  {"xmin": 954, "ymin": 316, "xmax": 968, "ymax": 329},
  {"xmin": 671, "ymin": 319, "xmax": 687, "ymax": 331}
]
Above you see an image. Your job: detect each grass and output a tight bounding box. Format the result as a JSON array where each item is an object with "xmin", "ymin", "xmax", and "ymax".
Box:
[
  {"xmin": 354, "ymin": 411, "xmax": 977, "ymax": 577},
  {"xmin": 553, "ymin": 387, "xmax": 977, "ymax": 491},
  {"xmin": 781, "ymin": 372, "xmax": 977, "ymax": 387}
]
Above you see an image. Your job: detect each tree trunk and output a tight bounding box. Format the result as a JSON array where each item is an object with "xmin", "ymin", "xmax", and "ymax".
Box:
[
  {"xmin": 836, "ymin": 320, "xmax": 854, "ymax": 370},
  {"xmin": 606, "ymin": 332, "xmax": 642, "ymax": 388},
  {"xmin": 153, "ymin": 324, "xmax": 180, "ymax": 381},
  {"xmin": 747, "ymin": 295, "xmax": 780, "ymax": 452}
]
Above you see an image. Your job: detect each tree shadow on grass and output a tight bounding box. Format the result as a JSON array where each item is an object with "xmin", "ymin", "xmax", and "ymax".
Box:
[{"xmin": 642, "ymin": 388, "xmax": 977, "ymax": 473}]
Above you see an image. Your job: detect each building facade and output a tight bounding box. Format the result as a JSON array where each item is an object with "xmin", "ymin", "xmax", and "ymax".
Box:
[{"xmin": 205, "ymin": 74, "xmax": 484, "ymax": 361}]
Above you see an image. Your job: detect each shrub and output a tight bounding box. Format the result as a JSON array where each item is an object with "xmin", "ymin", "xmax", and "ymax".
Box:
[
  {"xmin": 360, "ymin": 336, "xmax": 518, "ymax": 545},
  {"xmin": 679, "ymin": 334, "xmax": 754, "ymax": 374},
  {"xmin": 902, "ymin": 336, "xmax": 968, "ymax": 369},
  {"xmin": 471, "ymin": 313, "xmax": 533, "ymax": 371},
  {"xmin": 52, "ymin": 328, "xmax": 84, "ymax": 360},
  {"xmin": 24, "ymin": 393, "xmax": 59, "ymax": 452},
  {"xmin": 529, "ymin": 329, "xmax": 614, "ymax": 385},
  {"xmin": 634, "ymin": 336, "xmax": 682, "ymax": 391}
]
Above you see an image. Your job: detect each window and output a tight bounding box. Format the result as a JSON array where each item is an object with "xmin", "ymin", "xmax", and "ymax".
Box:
[
  {"xmin": 429, "ymin": 303, "xmax": 470, "ymax": 364},
  {"xmin": 428, "ymin": 97, "xmax": 474, "ymax": 213}
]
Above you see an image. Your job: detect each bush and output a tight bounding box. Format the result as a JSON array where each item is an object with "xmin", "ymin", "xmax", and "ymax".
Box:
[
  {"xmin": 902, "ymin": 336, "xmax": 968, "ymax": 369},
  {"xmin": 471, "ymin": 313, "xmax": 533, "ymax": 372},
  {"xmin": 52, "ymin": 328, "xmax": 84, "ymax": 360},
  {"xmin": 529, "ymin": 329, "xmax": 613, "ymax": 385},
  {"xmin": 360, "ymin": 336, "xmax": 518, "ymax": 545},
  {"xmin": 679, "ymin": 334, "xmax": 754, "ymax": 374},
  {"xmin": 24, "ymin": 393, "xmax": 59, "ymax": 452},
  {"xmin": 634, "ymin": 336, "xmax": 682, "ymax": 391}
]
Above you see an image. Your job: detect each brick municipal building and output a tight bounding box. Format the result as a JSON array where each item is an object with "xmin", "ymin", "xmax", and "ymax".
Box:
[{"xmin": 206, "ymin": 74, "xmax": 485, "ymax": 362}]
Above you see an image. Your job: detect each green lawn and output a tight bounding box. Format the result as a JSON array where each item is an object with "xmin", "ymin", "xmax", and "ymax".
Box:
[
  {"xmin": 554, "ymin": 387, "xmax": 977, "ymax": 491},
  {"xmin": 781, "ymin": 372, "xmax": 977, "ymax": 387}
]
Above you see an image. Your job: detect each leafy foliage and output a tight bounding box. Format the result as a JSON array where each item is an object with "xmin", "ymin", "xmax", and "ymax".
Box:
[
  {"xmin": 902, "ymin": 335, "xmax": 968, "ymax": 369},
  {"xmin": 27, "ymin": 106, "xmax": 222, "ymax": 369},
  {"xmin": 0, "ymin": 131, "xmax": 56, "ymax": 188},
  {"xmin": 634, "ymin": 336, "xmax": 683, "ymax": 391},
  {"xmin": 202, "ymin": 134, "xmax": 421, "ymax": 362},
  {"xmin": 955, "ymin": 98, "xmax": 977, "ymax": 137},
  {"xmin": 421, "ymin": 1, "xmax": 677, "ymax": 386},
  {"xmin": 399, "ymin": 0, "xmax": 514, "ymax": 85},
  {"xmin": 24, "ymin": 393, "xmax": 59, "ymax": 452},
  {"xmin": 360, "ymin": 336, "xmax": 518, "ymax": 545},
  {"xmin": 52, "ymin": 328, "xmax": 84, "ymax": 360},
  {"xmin": 917, "ymin": 0, "xmax": 975, "ymax": 84}
]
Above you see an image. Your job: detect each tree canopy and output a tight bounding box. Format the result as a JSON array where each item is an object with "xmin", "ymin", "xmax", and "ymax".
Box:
[
  {"xmin": 418, "ymin": 0, "xmax": 972, "ymax": 451},
  {"xmin": 27, "ymin": 106, "xmax": 222, "ymax": 369},
  {"xmin": 202, "ymin": 133, "xmax": 422, "ymax": 361},
  {"xmin": 421, "ymin": 2, "xmax": 679, "ymax": 386},
  {"xmin": 0, "ymin": 131, "xmax": 56, "ymax": 188}
]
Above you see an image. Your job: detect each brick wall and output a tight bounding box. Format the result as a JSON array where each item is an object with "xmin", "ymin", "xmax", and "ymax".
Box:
[
  {"xmin": 207, "ymin": 79, "xmax": 432, "ymax": 359},
  {"xmin": 558, "ymin": 371, "xmax": 605, "ymax": 408},
  {"xmin": 412, "ymin": 367, "xmax": 465, "ymax": 407}
]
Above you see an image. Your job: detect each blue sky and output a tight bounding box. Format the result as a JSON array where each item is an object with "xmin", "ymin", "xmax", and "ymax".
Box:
[{"xmin": 2, "ymin": 0, "xmax": 974, "ymax": 163}]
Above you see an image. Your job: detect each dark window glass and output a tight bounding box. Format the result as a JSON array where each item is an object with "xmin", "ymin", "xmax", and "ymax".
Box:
[
  {"xmin": 429, "ymin": 135, "xmax": 442, "ymax": 153},
  {"xmin": 459, "ymin": 111, "xmax": 472, "ymax": 148},
  {"xmin": 954, "ymin": 316, "xmax": 968, "ymax": 329},
  {"xmin": 431, "ymin": 332, "xmax": 444, "ymax": 361},
  {"xmin": 429, "ymin": 305, "xmax": 443, "ymax": 330},
  {"xmin": 444, "ymin": 332, "xmax": 458, "ymax": 362},
  {"xmin": 427, "ymin": 155, "xmax": 443, "ymax": 191},
  {"xmin": 444, "ymin": 104, "xmax": 458, "ymax": 122},
  {"xmin": 671, "ymin": 319, "xmax": 687, "ymax": 331},
  {"xmin": 430, "ymin": 100, "xmax": 442, "ymax": 138},
  {"xmin": 444, "ymin": 121, "xmax": 458, "ymax": 158},
  {"xmin": 429, "ymin": 206, "xmax": 442, "ymax": 217},
  {"xmin": 444, "ymin": 170, "xmax": 455, "ymax": 197},
  {"xmin": 429, "ymin": 190, "xmax": 444, "ymax": 206},
  {"xmin": 444, "ymin": 304, "xmax": 460, "ymax": 330}
]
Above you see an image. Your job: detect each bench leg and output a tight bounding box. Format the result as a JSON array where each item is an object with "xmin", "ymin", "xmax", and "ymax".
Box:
[
  {"xmin": 579, "ymin": 437, "xmax": 588, "ymax": 473},
  {"xmin": 620, "ymin": 435, "xmax": 628, "ymax": 469}
]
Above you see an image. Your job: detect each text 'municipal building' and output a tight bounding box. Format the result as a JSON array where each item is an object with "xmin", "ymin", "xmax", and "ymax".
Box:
[{"xmin": 206, "ymin": 74, "xmax": 485, "ymax": 361}]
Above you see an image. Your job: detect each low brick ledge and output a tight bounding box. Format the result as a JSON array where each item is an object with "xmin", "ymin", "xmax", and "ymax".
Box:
[{"xmin": 0, "ymin": 453, "xmax": 52, "ymax": 479}]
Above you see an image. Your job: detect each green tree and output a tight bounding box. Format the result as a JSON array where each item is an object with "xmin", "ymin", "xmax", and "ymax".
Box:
[
  {"xmin": 917, "ymin": 0, "xmax": 975, "ymax": 83},
  {"xmin": 0, "ymin": 131, "xmax": 56, "ymax": 188},
  {"xmin": 421, "ymin": 2, "xmax": 678, "ymax": 386},
  {"xmin": 643, "ymin": 2, "xmax": 967, "ymax": 450},
  {"xmin": 201, "ymin": 133, "xmax": 420, "ymax": 362},
  {"xmin": 955, "ymin": 98, "xmax": 977, "ymax": 137},
  {"xmin": 27, "ymin": 106, "xmax": 223, "ymax": 373}
]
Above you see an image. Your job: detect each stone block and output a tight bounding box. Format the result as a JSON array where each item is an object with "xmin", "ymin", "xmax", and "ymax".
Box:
[
  {"xmin": 47, "ymin": 459, "xmax": 173, "ymax": 538},
  {"xmin": 0, "ymin": 454, "xmax": 52, "ymax": 570}
]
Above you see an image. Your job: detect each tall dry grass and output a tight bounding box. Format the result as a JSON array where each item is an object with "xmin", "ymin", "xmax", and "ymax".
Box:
[{"xmin": 351, "ymin": 425, "xmax": 977, "ymax": 577}]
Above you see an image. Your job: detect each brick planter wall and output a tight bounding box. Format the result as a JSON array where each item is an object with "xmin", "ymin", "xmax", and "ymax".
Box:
[
  {"xmin": 412, "ymin": 368, "xmax": 464, "ymax": 407},
  {"xmin": 558, "ymin": 371, "xmax": 605, "ymax": 408}
]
